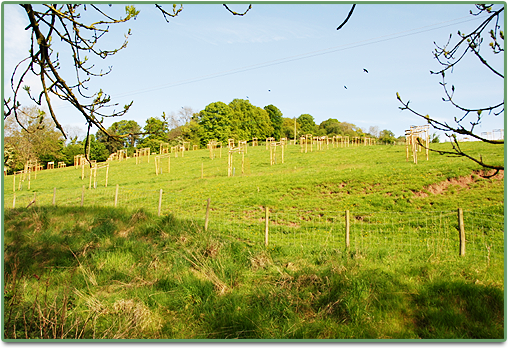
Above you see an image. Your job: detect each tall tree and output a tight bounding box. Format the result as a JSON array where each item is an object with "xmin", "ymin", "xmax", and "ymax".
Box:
[
  {"xmin": 197, "ymin": 101, "xmax": 233, "ymax": 146},
  {"xmin": 296, "ymin": 114, "xmax": 316, "ymax": 135},
  {"xmin": 264, "ymin": 104, "xmax": 284, "ymax": 140},
  {"xmin": 319, "ymin": 118, "xmax": 341, "ymax": 136},
  {"xmin": 397, "ymin": 4, "xmax": 504, "ymax": 174},
  {"xmin": 229, "ymin": 99, "xmax": 273, "ymax": 140},
  {"xmin": 109, "ymin": 120, "xmax": 142, "ymax": 148}
]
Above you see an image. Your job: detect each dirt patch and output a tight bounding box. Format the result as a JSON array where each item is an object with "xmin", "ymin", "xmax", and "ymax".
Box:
[{"xmin": 418, "ymin": 170, "xmax": 504, "ymax": 197}]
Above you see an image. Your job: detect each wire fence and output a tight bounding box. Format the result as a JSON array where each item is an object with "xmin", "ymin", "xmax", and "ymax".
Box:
[{"xmin": 4, "ymin": 186, "xmax": 504, "ymax": 264}]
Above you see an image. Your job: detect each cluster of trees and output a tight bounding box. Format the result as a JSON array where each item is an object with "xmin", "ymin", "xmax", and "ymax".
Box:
[{"xmin": 4, "ymin": 100, "xmax": 401, "ymax": 174}]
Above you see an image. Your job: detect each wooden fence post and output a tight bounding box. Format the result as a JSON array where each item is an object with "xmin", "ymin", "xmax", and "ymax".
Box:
[
  {"xmin": 265, "ymin": 207, "xmax": 269, "ymax": 246},
  {"xmin": 345, "ymin": 210, "xmax": 350, "ymax": 249},
  {"xmin": 158, "ymin": 189, "xmax": 163, "ymax": 217},
  {"xmin": 81, "ymin": 185, "xmax": 85, "ymax": 207},
  {"xmin": 458, "ymin": 208, "xmax": 466, "ymax": 256},
  {"xmin": 205, "ymin": 198, "xmax": 211, "ymax": 231},
  {"xmin": 105, "ymin": 164, "xmax": 109, "ymax": 187},
  {"xmin": 114, "ymin": 184, "xmax": 119, "ymax": 207},
  {"xmin": 12, "ymin": 194, "xmax": 16, "ymax": 209},
  {"xmin": 52, "ymin": 187, "xmax": 56, "ymax": 206}
]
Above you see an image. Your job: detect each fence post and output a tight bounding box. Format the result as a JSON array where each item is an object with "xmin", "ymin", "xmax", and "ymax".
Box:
[
  {"xmin": 158, "ymin": 189, "xmax": 163, "ymax": 217},
  {"xmin": 265, "ymin": 207, "xmax": 269, "ymax": 246},
  {"xmin": 114, "ymin": 184, "xmax": 119, "ymax": 207},
  {"xmin": 52, "ymin": 187, "xmax": 56, "ymax": 206},
  {"xmin": 345, "ymin": 210, "xmax": 350, "ymax": 249},
  {"xmin": 205, "ymin": 198, "xmax": 211, "ymax": 231},
  {"xmin": 12, "ymin": 194, "xmax": 16, "ymax": 209},
  {"xmin": 105, "ymin": 164, "xmax": 109, "ymax": 187},
  {"xmin": 81, "ymin": 185, "xmax": 85, "ymax": 207},
  {"xmin": 458, "ymin": 208, "xmax": 466, "ymax": 256}
]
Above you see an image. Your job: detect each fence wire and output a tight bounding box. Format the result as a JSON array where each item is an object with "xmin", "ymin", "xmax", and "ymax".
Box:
[{"xmin": 4, "ymin": 186, "xmax": 504, "ymax": 264}]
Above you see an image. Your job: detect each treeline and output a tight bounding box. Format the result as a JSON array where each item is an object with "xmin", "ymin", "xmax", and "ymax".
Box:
[{"xmin": 4, "ymin": 100, "xmax": 400, "ymax": 173}]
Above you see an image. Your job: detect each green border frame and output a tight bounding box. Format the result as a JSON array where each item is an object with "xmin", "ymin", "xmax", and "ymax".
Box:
[{"xmin": 0, "ymin": 0, "xmax": 508, "ymax": 349}]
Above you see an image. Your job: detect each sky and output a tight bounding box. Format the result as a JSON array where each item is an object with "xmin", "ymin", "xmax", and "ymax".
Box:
[{"xmin": 2, "ymin": 1, "xmax": 505, "ymax": 142}]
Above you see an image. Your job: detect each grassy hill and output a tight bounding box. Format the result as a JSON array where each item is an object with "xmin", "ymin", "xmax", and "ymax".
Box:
[{"xmin": 3, "ymin": 141, "xmax": 505, "ymax": 340}]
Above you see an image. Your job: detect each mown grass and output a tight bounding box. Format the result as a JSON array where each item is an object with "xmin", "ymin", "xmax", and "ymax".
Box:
[{"xmin": 3, "ymin": 141, "xmax": 505, "ymax": 340}]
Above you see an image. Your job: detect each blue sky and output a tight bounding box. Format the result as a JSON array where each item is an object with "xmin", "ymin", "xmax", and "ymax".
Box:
[{"xmin": 2, "ymin": 2, "xmax": 505, "ymax": 141}]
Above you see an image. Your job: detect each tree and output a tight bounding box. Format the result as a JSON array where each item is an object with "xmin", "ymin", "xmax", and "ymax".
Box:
[
  {"xmin": 397, "ymin": 4, "xmax": 504, "ymax": 174},
  {"xmin": 296, "ymin": 114, "xmax": 316, "ymax": 135},
  {"xmin": 4, "ymin": 106, "xmax": 65, "ymax": 170},
  {"xmin": 144, "ymin": 117, "xmax": 168, "ymax": 139},
  {"xmin": 229, "ymin": 99, "xmax": 273, "ymax": 140},
  {"xmin": 197, "ymin": 101, "xmax": 233, "ymax": 146},
  {"xmin": 109, "ymin": 120, "xmax": 142, "ymax": 148},
  {"xmin": 281, "ymin": 118, "xmax": 300, "ymax": 139},
  {"xmin": 378, "ymin": 129, "xmax": 396, "ymax": 145},
  {"xmin": 4, "ymin": 4, "xmax": 356, "ymax": 157},
  {"xmin": 136, "ymin": 116, "xmax": 170, "ymax": 152},
  {"xmin": 88, "ymin": 135, "xmax": 110, "ymax": 162},
  {"xmin": 62, "ymin": 139, "xmax": 84, "ymax": 166},
  {"xmin": 264, "ymin": 105, "xmax": 284, "ymax": 140},
  {"xmin": 368, "ymin": 126, "xmax": 380, "ymax": 139},
  {"xmin": 319, "ymin": 118, "xmax": 341, "ymax": 136}
]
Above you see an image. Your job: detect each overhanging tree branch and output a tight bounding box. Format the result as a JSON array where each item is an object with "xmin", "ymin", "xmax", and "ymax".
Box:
[{"xmin": 396, "ymin": 4, "xmax": 504, "ymax": 173}]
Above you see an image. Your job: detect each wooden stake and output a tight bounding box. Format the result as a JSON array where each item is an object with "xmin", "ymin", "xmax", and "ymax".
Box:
[
  {"xmin": 458, "ymin": 208, "xmax": 466, "ymax": 256},
  {"xmin": 81, "ymin": 185, "xmax": 85, "ymax": 206},
  {"xmin": 265, "ymin": 207, "xmax": 269, "ymax": 246},
  {"xmin": 205, "ymin": 198, "xmax": 211, "ymax": 231},
  {"xmin": 13, "ymin": 174, "xmax": 15, "ymax": 192},
  {"xmin": 114, "ymin": 184, "xmax": 119, "ymax": 207},
  {"xmin": 12, "ymin": 194, "xmax": 16, "ymax": 209},
  {"xmin": 158, "ymin": 189, "xmax": 163, "ymax": 217},
  {"xmin": 89, "ymin": 164, "xmax": 92, "ymax": 189},
  {"xmin": 105, "ymin": 164, "xmax": 109, "ymax": 187},
  {"xmin": 53, "ymin": 187, "xmax": 56, "ymax": 206},
  {"xmin": 345, "ymin": 210, "xmax": 350, "ymax": 249}
]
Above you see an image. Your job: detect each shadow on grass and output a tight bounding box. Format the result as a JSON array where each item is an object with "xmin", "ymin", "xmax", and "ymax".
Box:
[
  {"xmin": 412, "ymin": 280, "xmax": 504, "ymax": 339},
  {"xmin": 3, "ymin": 205, "xmax": 504, "ymax": 340}
]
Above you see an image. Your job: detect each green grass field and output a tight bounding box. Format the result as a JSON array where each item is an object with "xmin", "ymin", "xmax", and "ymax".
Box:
[{"xmin": 3, "ymin": 141, "xmax": 505, "ymax": 340}]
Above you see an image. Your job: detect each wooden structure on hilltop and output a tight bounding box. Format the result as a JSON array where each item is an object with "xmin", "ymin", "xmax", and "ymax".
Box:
[{"xmin": 405, "ymin": 125, "xmax": 429, "ymax": 164}]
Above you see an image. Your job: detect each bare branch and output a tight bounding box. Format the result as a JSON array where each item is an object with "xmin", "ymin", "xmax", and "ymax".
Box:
[
  {"xmin": 155, "ymin": 4, "xmax": 183, "ymax": 22},
  {"xmin": 223, "ymin": 4, "xmax": 252, "ymax": 16},
  {"xmin": 337, "ymin": 4, "xmax": 356, "ymax": 30}
]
